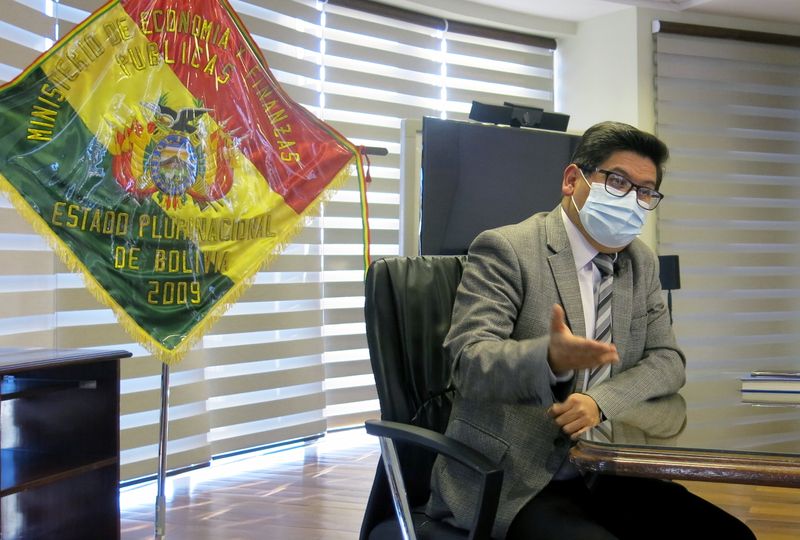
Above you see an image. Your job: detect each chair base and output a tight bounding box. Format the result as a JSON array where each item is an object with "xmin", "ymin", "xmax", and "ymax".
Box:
[{"xmin": 368, "ymin": 510, "xmax": 473, "ymax": 540}]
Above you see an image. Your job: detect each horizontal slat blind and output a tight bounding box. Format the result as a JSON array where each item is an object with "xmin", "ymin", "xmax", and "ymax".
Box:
[
  {"xmin": 1, "ymin": 0, "xmax": 218, "ymax": 480},
  {"xmin": 317, "ymin": 1, "xmax": 555, "ymax": 428},
  {"xmin": 0, "ymin": 1, "xmax": 59, "ymax": 350},
  {"xmin": 655, "ymin": 32, "xmax": 800, "ymax": 381},
  {"xmin": 0, "ymin": 0, "xmax": 331, "ymax": 480},
  {"xmin": 0, "ymin": 0, "xmax": 556, "ymax": 475},
  {"xmin": 189, "ymin": 0, "xmax": 330, "ymax": 458}
]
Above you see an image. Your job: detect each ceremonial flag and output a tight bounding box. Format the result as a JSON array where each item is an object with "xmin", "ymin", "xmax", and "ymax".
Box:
[{"xmin": 0, "ymin": 1, "xmax": 367, "ymax": 364}]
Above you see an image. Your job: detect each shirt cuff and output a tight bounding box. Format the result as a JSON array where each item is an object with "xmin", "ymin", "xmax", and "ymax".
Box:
[{"xmin": 549, "ymin": 366, "xmax": 574, "ymax": 385}]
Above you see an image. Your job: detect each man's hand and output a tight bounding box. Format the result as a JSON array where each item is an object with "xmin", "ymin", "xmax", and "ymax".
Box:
[
  {"xmin": 547, "ymin": 304, "xmax": 619, "ymax": 375},
  {"xmin": 549, "ymin": 393, "xmax": 602, "ymax": 439}
]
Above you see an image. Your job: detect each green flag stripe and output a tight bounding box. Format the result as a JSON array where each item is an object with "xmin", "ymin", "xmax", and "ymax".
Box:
[{"xmin": 0, "ymin": 67, "xmax": 234, "ymax": 349}]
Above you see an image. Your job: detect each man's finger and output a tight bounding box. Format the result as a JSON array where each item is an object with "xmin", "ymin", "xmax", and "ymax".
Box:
[
  {"xmin": 551, "ymin": 406, "xmax": 582, "ymax": 427},
  {"xmin": 570, "ymin": 425, "xmax": 592, "ymax": 440},
  {"xmin": 561, "ymin": 417, "xmax": 588, "ymax": 436},
  {"xmin": 548, "ymin": 401, "xmax": 568, "ymax": 417},
  {"xmin": 550, "ymin": 304, "xmax": 567, "ymax": 335}
]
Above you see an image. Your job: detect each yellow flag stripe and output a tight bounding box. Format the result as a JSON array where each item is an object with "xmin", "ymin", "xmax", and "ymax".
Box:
[{"xmin": 36, "ymin": 4, "xmax": 301, "ymax": 285}]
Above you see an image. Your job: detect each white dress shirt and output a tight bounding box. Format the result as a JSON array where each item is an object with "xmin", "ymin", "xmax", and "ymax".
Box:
[
  {"xmin": 560, "ymin": 207, "xmax": 601, "ymax": 341},
  {"xmin": 548, "ymin": 208, "xmax": 603, "ymax": 385},
  {"xmin": 551, "ymin": 208, "xmax": 604, "ymax": 479}
]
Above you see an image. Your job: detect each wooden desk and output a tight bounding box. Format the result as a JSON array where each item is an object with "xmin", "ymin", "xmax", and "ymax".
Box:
[
  {"xmin": 571, "ymin": 380, "xmax": 800, "ymax": 488},
  {"xmin": 0, "ymin": 348, "xmax": 131, "ymax": 540}
]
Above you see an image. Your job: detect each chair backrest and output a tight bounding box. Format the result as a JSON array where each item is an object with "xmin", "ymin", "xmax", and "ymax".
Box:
[
  {"xmin": 365, "ymin": 255, "xmax": 467, "ymax": 429},
  {"xmin": 360, "ymin": 255, "xmax": 467, "ymax": 536}
]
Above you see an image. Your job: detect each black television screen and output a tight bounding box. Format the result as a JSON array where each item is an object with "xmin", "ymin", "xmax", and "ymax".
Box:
[{"xmin": 420, "ymin": 117, "xmax": 581, "ymax": 255}]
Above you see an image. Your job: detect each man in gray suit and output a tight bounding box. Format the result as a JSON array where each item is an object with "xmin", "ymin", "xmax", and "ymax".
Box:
[{"xmin": 426, "ymin": 122, "xmax": 754, "ymax": 539}]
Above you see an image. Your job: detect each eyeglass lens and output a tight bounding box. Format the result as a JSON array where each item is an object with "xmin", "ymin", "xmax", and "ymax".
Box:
[{"xmin": 603, "ymin": 171, "xmax": 661, "ymax": 209}]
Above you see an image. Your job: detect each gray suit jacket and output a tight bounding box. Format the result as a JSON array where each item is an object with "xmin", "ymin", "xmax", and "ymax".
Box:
[
  {"xmin": 426, "ymin": 207, "xmax": 686, "ymax": 539},
  {"xmin": 607, "ymin": 393, "xmax": 687, "ymax": 444}
]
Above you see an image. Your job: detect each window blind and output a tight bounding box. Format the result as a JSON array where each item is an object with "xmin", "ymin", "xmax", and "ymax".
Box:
[
  {"xmin": 0, "ymin": 0, "xmax": 555, "ymax": 479},
  {"xmin": 316, "ymin": 0, "xmax": 555, "ymax": 428},
  {"xmin": 654, "ymin": 29, "xmax": 800, "ymax": 383},
  {"xmin": 0, "ymin": 1, "xmax": 62, "ymax": 352}
]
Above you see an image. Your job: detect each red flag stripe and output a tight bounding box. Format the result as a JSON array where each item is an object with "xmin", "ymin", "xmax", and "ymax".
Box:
[{"xmin": 121, "ymin": 0, "xmax": 353, "ymax": 214}]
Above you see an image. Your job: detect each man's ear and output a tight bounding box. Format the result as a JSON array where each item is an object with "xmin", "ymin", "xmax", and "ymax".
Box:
[{"xmin": 562, "ymin": 164, "xmax": 581, "ymax": 197}]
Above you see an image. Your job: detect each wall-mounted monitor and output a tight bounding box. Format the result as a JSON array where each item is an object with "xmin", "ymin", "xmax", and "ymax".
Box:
[{"xmin": 420, "ymin": 117, "xmax": 581, "ymax": 255}]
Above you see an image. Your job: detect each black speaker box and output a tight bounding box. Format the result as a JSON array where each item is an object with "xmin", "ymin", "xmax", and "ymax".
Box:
[
  {"xmin": 658, "ymin": 255, "xmax": 681, "ymax": 290},
  {"xmin": 503, "ymin": 102, "xmax": 543, "ymax": 128},
  {"xmin": 468, "ymin": 101, "xmax": 512, "ymax": 125}
]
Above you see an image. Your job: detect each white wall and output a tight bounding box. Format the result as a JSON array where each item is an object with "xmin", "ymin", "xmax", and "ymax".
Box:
[
  {"xmin": 555, "ymin": 8, "xmax": 800, "ymax": 248},
  {"xmin": 393, "ymin": 1, "xmax": 800, "ymax": 251},
  {"xmin": 555, "ymin": 8, "xmax": 663, "ymax": 245},
  {"xmin": 556, "ymin": 7, "xmax": 641, "ymax": 133}
]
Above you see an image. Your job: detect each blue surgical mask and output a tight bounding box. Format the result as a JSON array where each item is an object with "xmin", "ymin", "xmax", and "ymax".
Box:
[{"xmin": 572, "ymin": 170, "xmax": 647, "ymax": 249}]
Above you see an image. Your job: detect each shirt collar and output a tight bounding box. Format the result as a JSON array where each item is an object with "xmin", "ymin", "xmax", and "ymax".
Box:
[{"xmin": 560, "ymin": 206, "xmax": 597, "ymax": 271}]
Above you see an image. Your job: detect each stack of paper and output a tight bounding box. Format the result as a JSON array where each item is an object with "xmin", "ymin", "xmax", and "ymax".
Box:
[{"xmin": 740, "ymin": 371, "xmax": 800, "ymax": 405}]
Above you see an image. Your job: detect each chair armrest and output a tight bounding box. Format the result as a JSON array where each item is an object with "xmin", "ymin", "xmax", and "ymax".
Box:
[{"xmin": 365, "ymin": 419, "xmax": 503, "ymax": 540}]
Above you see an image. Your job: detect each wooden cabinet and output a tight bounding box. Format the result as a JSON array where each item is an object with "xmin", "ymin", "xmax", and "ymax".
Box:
[{"xmin": 0, "ymin": 348, "xmax": 130, "ymax": 540}]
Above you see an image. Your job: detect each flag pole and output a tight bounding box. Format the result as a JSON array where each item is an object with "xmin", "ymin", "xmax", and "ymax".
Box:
[{"xmin": 155, "ymin": 363, "xmax": 170, "ymax": 539}]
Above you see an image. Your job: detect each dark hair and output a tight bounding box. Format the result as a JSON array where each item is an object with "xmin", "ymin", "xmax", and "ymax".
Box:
[{"xmin": 570, "ymin": 121, "xmax": 669, "ymax": 189}]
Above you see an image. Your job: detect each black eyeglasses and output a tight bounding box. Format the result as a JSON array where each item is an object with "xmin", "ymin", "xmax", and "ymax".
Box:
[{"xmin": 583, "ymin": 167, "xmax": 663, "ymax": 210}]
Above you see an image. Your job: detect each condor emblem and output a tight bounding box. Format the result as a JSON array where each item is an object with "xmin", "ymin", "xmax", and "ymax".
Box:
[
  {"xmin": 110, "ymin": 99, "xmax": 234, "ymax": 210},
  {"xmin": 0, "ymin": 0, "xmax": 365, "ymax": 364}
]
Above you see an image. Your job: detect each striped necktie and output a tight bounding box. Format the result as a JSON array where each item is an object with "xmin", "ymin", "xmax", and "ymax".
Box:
[{"xmin": 588, "ymin": 252, "xmax": 614, "ymax": 388}]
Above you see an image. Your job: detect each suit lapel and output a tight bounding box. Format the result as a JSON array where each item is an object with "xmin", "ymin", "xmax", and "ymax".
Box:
[
  {"xmin": 612, "ymin": 252, "xmax": 633, "ymax": 371},
  {"xmin": 544, "ymin": 209, "xmax": 585, "ymax": 339}
]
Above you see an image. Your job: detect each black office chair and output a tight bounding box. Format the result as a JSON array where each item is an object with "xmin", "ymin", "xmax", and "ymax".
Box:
[{"xmin": 360, "ymin": 256, "xmax": 503, "ymax": 540}]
